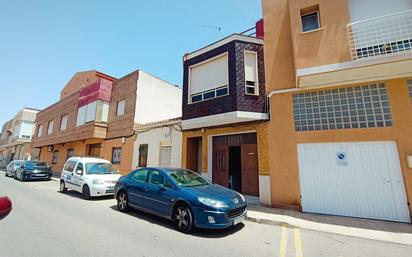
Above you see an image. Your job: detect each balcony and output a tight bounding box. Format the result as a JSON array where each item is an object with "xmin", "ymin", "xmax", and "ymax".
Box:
[
  {"xmin": 295, "ymin": 10, "xmax": 412, "ymax": 88},
  {"xmin": 347, "ymin": 10, "xmax": 412, "ymax": 60}
]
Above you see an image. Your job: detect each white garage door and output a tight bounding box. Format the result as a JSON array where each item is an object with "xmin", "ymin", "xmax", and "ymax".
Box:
[{"xmin": 297, "ymin": 141, "xmax": 410, "ymax": 223}]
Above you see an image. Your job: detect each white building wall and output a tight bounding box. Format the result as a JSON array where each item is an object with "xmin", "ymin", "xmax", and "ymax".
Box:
[
  {"xmin": 348, "ymin": 0, "xmax": 412, "ymax": 22},
  {"xmin": 18, "ymin": 121, "xmax": 34, "ymax": 139},
  {"xmin": 135, "ymin": 71, "xmax": 182, "ymax": 124},
  {"xmin": 132, "ymin": 125, "xmax": 182, "ymax": 169}
]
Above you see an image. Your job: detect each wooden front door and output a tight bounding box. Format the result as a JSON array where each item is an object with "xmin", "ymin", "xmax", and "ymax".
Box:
[
  {"xmin": 213, "ymin": 145, "xmax": 229, "ymax": 187},
  {"xmin": 241, "ymin": 144, "xmax": 259, "ymax": 196}
]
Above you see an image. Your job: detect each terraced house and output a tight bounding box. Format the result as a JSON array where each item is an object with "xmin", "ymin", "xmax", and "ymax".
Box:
[
  {"xmin": 181, "ymin": 21, "xmax": 272, "ymax": 205},
  {"xmin": 0, "ymin": 108, "xmax": 39, "ymax": 168},
  {"xmin": 263, "ymin": 0, "xmax": 412, "ymax": 222},
  {"xmin": 32, "ymin": 70, "xmax": 181, "ymax": 175}
]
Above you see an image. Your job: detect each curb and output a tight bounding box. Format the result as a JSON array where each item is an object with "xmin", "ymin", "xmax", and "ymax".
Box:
[
  {"xmin": 51, "ymin": 177, "xmax": 60, "ymax": 182},
  {"xmin": 245, "ymin": 211, "xmax": 412, "ymax": 246},
  {"xmin": 246, "ymin": 216, "xmax": 290, "ymax": 228}
]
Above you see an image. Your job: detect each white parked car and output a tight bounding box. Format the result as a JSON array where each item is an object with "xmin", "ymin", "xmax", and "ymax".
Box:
[{"xmin": 59, "ymin": 157, "xmax": 121, "ymax": 199}]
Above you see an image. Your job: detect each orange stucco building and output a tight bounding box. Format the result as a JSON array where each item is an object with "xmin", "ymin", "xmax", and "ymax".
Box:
[{"xmin": 263, "ymin": 0, "xmax": 412, "ymax": 222}]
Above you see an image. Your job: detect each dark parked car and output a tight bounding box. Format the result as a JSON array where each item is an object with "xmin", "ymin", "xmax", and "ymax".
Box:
[
  {"xmin": 15, "ymin": 161, "xmax": 53, "ymax": 181},
  {"xmin": 0, "ymin": 196, "xmax": 12, "ymax": 220},
  {"xmin": 5, "ymin": 160, "xmax": 23, "ymax": 178},
  {"xmin": 114, "ymin": 168, "xmax": 247, "ymax": 233}
]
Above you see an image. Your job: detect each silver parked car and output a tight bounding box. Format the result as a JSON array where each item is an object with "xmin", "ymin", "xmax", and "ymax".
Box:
[{"xmin": 5, "ymin": 160, "xmax": 23, "ymax": 178}]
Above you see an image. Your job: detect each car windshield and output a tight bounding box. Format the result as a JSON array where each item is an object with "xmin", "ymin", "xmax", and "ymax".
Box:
[
  {"xmin": 26, "ymin": 161, "xmax": 48, "ymax": 168},
  {"xmin": 14, "ymin": 161, "xmax": 22, "ymax": 167},
  {"xmin": 168, "ymin": 169, "xmax": 210, "ymax": 187},
  {"xmin": 86, "ymin": 163, "xmax": 117, "ymax": 175}
]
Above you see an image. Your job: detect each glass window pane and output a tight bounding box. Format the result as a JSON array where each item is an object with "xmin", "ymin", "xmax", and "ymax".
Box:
[
  {"xmin": 216, "ymin": 87, "xmax": 228, "ymax": 97},
  {"xmin": 191, "ymin": 94, "xmax": 202, "ymax": 103},
  {"xmin": 302, "ymin": 12, "xmax": 319, "ymax": 32},
  {"xmin": 203, "ymin": 90, "xmax": 215, "ymax": 100},
  {"xmin": 132, "ymin": 169, "xmax": 149, "ymax": 183}
]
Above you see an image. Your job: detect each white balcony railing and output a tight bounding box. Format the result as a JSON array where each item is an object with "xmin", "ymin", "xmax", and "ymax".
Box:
[{"xmin": 347, "ymin": 10, "xmax": 412, "ymax": 60}]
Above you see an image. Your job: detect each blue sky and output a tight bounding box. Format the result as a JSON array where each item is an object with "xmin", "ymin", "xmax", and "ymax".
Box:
[{"xmin": 0, "ymin": 0, "xmax": 262, "ymax": 125}]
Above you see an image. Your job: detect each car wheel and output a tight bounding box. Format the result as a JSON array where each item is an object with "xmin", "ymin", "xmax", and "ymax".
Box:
[
  {"xmin": 117, "ymin": 191, "xmax": 129, "ymax": 212},
  {"xmin": 173, "ymin": 204, "xmax": 194, "ymax": 233},
  {"xmin": 19, "ymin": 174, "xmax": 24, "ymax": 182},
  {"xmin": 5, "ymin": 172, "xmax": 8, "ymax": 177},
  {"xmin": 59, "ymin": 181, "xmax": 67, "ymax": 193},
  {"xmin": 82, "ymin": 185, "xmax": 91, "ymax": 200}
]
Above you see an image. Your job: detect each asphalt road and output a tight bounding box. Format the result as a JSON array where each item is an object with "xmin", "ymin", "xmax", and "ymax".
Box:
[{"xmin": 0, "ymin": 171, "xmax": 411, "ymax": 257}]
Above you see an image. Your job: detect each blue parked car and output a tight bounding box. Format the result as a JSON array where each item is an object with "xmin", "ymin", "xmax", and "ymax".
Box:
[{"xmin": 114, "ymin": 168, "xmax": 247, "ymax": 233}]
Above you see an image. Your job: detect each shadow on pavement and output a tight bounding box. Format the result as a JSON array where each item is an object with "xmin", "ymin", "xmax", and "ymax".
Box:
[
  {"xmin": 58, "ymin": 190, "xmax": 115, "ymax": 201},
  {"xmin": 249, "ymin": 203, "xmax": 412, "ymax": 234},
  {"xmin": 109, "ymin": 205, "xmax": 245, "ymax": 238}
]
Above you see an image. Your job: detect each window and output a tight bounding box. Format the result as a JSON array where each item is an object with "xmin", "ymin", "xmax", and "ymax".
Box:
[
  {"xmin": 149, "ymin": 170, "xmax": 165, "ymax": 185},
  {"xmin": 96, "ymin": 101, "xmax": 109, "ymax": 122},
  {"xmin": 117, "ymin": 100, "xmax": 125, "ymax": 116},
  {"xmin": 52, "ymin": 150, "xmax": 59, "ymax": 165},
  {"xmin": 244, "ymin": 51, "xmax": 259, "ymax": 95},
  {"xmin": 159, "ymin": 146, "xmax": 172, "ymax": 167},
  {"xmin": 60, "ymin": 115, "xmax": 68, "ymax": 131},
  {"xmin": 190, "ymin": 86, "xmax": 229, "ymax": 103},
  {"xmin": 37, "ymin": 125, "xmax": 43, "ymax": 137},
  {"xmin": 88, "ymin": 144, "xmax": 101, "ymax": 157},
  {"xmin": 138, "ymin": 144, "xmax": 148, "ymax": 167},
  {"xmin": 76, "ymin": 100, "xmax": 109, "ymax": 126},
  {"xmin": 86, "ymin": 163, "xmax": 117, "ymax": 174},
  {"xmin": 216, "ymin": 86, "xmax": 228, "ymax": 97},
  {"xmin": 189, "ymin": 53, "xmax": 229, "ymax": 103},
  {"xmin": 75, "ymin": 162, "xmax": 84, "ymax": 174},
  {"xmin": 66, "ymin": 148, "xmax": 74, "ymax": 160},
  {"xmin": 408, "ymin": 80, "xmax": 412, "ymax": 102},
  {"xmin": 132, "ymin": 169, "xmax": 149, "ymax": 183},
  {"xmin": 293, "ymin": 83, "xmax": 393, "ymax": 131},
  {"xmin": 112, "ymin": 147, "xmax": 122, "ymax": 164},
  {"xmin": 301, "ymin": 5, "xmax": 320, "ymax": 32},
  {"xmin": 47, "ymin": 120, "xmax": 54, "ymax": 135}
]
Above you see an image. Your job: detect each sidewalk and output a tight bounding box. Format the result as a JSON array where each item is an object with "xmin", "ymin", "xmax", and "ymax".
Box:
[{"xmin": 246, "ymin": 202, "xmax": 412, "ymax": 246}]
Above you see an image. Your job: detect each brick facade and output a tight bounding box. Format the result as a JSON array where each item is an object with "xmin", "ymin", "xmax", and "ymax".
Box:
[
  {"xmin": 182, "ymin": 39, "xmax": 266, "ymax": 120},
  {"xmin": 106, "ymin": 71, "xmax": 138, "ymax": 139}
]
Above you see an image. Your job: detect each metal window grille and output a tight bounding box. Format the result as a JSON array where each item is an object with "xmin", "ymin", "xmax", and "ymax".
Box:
[
  {"xmin": 347, "ymin": 10, "xmax": 412, "ymax": 60},
  {"xmin": 293, "ymin": 83, "xmax": 392, "ymax": 132},
  {"xmin": 159, "ymin": 146, "xmax": 172, "ymax": 167},
  {"xmin": 408, "ymin": 80, "xmax": 412, "ymax": 102}
]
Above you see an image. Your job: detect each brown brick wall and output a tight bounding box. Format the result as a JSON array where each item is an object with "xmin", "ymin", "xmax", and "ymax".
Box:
[
  {"xmin": 32, "ymin": 91, "xmax": 108, "ymax": 148},
  {"xmin": 60, "ymin": 71, "xmax": 100, "ymax": 100},
  {"xmin": 106, "ymin": 71, "xmax": 138, "ymax": 139}
]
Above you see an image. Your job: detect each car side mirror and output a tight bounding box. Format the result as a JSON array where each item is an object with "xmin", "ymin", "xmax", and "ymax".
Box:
[
  {"xmin": 76, "ymin": 170, "xmax": 83, "ymax": 176},
  {"xmin": 158, "ymin": 184, "xmax": 166, "ymax": 191}
]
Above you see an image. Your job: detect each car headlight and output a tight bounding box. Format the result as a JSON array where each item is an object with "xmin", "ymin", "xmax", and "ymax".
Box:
[
  {"xmin": 198, "ymin": 196, "xmax": 228, "ymax": 208},
  {"xmin": 92, "ymin": 179, "xmax": 103, "ymax": 185},
  {"xmin": 238, "ymin": 193, "xmax": 246, "ymax": 203}
]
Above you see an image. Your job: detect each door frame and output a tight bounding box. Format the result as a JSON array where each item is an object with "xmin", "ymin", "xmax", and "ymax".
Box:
[{"xmin": 207, "ymin": 130, "xmax": 257, "ymax": 181}]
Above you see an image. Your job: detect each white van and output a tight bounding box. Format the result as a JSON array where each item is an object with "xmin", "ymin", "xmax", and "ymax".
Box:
[{"xmin": 60, "ymin": 157, "xmax": 121, "ymax": 199}]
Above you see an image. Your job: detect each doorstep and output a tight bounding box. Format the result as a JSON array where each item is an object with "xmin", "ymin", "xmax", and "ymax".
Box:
[{"xmin": 246, "ymin": 203, "xmax": 412, "ymax": 246}]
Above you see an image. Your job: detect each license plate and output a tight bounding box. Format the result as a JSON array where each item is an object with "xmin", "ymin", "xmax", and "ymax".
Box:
[
  {"xmin": 233, "ymin": 215, "xmax": 245, "ymax": 225},
  {"xmin": 34, "ymin": 174, "xmax": 46, "ymax": 177}
]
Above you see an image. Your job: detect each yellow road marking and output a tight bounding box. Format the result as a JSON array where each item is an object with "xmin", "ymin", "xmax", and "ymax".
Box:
[
  {"xmin": 294, "ymin": 228, "xmax": 303, "ymax": 257},
  {"xmin": 279, "ymin": 224, "xmax": 287, "ymax": 257}
]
